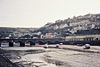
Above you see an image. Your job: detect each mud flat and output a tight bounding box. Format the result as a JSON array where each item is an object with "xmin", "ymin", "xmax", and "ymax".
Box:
[
  {"xmin": 43, "ymin": 48, "xmax": 100, "ymax": 67},
  {"xmin": 1, "ymin": 46, "xmax": 100, "ymax": 67},
  {"xmin": 0, "ymin": 49, "xmax": 19, "ymax": 67},
  {"xmin": 1, "ymin": 47, "xmax": 58, "ymax": 67}
]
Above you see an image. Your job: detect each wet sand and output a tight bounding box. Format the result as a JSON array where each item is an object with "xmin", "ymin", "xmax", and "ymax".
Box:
[{"xmin": 1, "ymin": 45, "xmax": 100, "ymax": 67}]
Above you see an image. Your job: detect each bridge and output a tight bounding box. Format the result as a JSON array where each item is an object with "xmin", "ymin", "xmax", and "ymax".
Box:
[
  {"xmin": 0, "ymin": 34, "xmax": 100, "ymax": 47},
  {"xmin": 0, "ymin": 38, "xmax": 64, "ymax": 47}
]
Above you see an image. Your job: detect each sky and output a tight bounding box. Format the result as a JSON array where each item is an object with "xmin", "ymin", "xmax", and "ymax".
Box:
[{"xmin": 0, "ymin": 0, "xmax": 100, "ymax": 28}]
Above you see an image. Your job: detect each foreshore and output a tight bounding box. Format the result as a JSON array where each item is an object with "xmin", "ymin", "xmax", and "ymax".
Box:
[{"xmin": 0, "ymin": 45, "xmax": 100, "ymax": 67}]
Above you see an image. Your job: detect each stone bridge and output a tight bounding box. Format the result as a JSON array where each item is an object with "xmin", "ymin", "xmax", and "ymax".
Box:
[
  {"xmin": 0, "ymin": 35, "xmax": 100, "ymax": 47},
  {"xmin": 0, "ymin": 38, "xmax": 64, "ymax": 47}
]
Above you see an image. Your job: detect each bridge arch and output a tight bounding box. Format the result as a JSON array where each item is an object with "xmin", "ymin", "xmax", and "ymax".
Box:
[
  {"xmin": 0, "ymin": 40, "xmax": 9, "ymax": 47},
  {"xmin": 0, "ymin": 40, "xmax": 14, "ymax": 47},
  {"xmin": 25, "ymin": 40, "xmax": 35, "ymax": 46},
  {"xmin": 37, "ymin": 40, "xmax": 46, "ymax": 45}
]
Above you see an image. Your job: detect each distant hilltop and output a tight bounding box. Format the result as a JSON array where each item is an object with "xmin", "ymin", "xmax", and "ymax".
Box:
[
  {"xmin": 0, "ymin": 27, "xmax": 37, "ymax": 33},
  {"xmin": 34, "ymin": 13, "xmax": 100, "ymax": 36}
]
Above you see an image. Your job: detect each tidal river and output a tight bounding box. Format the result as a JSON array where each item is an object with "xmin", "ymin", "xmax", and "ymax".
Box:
[{"xmin": 1, "ymin": 46, "xmax": 100, "ymax": 67}]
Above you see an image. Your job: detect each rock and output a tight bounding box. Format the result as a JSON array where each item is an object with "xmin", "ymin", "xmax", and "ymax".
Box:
[{"xmin": 83, "ymin": 44, "xmax": 90, "ymax": 49}]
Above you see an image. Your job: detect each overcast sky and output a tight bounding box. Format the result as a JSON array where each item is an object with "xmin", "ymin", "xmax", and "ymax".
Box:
[{"xmin": 0, "ymin": 0, "xmax": 100, "ymax": 28}]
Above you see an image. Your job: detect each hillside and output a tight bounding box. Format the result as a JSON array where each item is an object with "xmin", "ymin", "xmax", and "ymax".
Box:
[
  {"xmin": 0, "ymin": 27, "xmax": 37, "ymax": 38},
  {"xmin": 35, "ymin": 14, "xmax": 100, "ymax": 36},
  {"xmin": 0, "ymin": 13, "xmax": 100, "ymax": 38}
]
